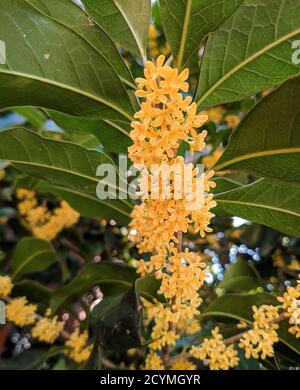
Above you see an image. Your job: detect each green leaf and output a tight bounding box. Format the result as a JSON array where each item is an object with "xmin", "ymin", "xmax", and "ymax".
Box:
[
  {"xmin": 213, "ymin": 78, "xmax": 300, "ymax": 182},
  {"xmin": 204, "ymin": 293, "xmax": 300, "ymax": 356},
  {"xmin": 218, "ymin": 258, "xmax": 260, "ymax": 293},
  {"xmin": 212, "ymin": 177, "xmax": 243, "ymax": 195},
  {"xmin": 159, "ymin": 0, "xmax": 242, "ymax": 69},
  {"xmin": 0, "ymin": 347, "xmax": 65, "ymax": 370},
  {"xmin": 196, "ymin": 0, "xmax": 300, "ymax": 109},
  {"xmin": 26, "ymin": 0, "xmax": 135, "ymax": 89},
  {"xmin": 215, "ymin": 178, "xmax": 300, "ymax": 237},
  {"xmin": 82, "ymin": 0, "xmax": 151, "ymax": 61},
  {"xmin": 12, "ymin": 280, "xmax": 52, "ymax": 304},
  {"xmin": 47, "ymin": 110, "xmax": 131, "ymax": 154},
  {"xmin": 0, "ymin": 128, "xmax": 132, "ymax": 224},
  {"xmin": 11, "ymin": 237, "xmax": 57, "ymax": 280},
  {"xmin": 50, "ymin": 262, "xmax": 159, "ymax": 313},
  {"xmin": 12, "ymin": 107, "xmax": 47, "ymax": 129},
  {"xmin": 0, "ymin": 0, "xmax": 134, "ymax": 122},
  {"xmin": 90, "ymin": 284, "xmax": 142, "ymax": 353}
]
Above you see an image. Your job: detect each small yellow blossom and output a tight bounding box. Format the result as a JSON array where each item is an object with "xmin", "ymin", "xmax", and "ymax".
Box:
[
  {"xmin": 6, "ymin": 297, "xmax": 37, "ymax": 326},
  {"xmin": 17, "ymin": 188, "xmax": 80, "ymax": 241},
  {"xmin": 277, "ymin": 282, "xmax": 300, "ymax": 338},
  {"xmin": 65, "ymin": 329, "xmax": 93, "ymax": 363},
  {"xmin": 239, "ymin": 305, "xmax": 279, "ymax": 359},
  {"xmin": 202, "ymin": 148, "xmax": 223, "ymax": 169},
  {"xmin": 144, "ymin": 351, "xmax": 164, "ymax": 370},
  {"xmin": 0, "ymin": 275, "xmax": 13, "ymax": 298},
  {"xmin": 0, "ymin": 169, "xmax": 5, "ymax": 181},
  {"xmin": 32, "ymin": 315, "xmax": 65, "ymax": 343},
  {"xmin": 170, "ymin": 357, "xmax": 196, "ymax": 370},
  {"xmin": 0, "ymin": 216, "xmax": 8, "ymax": 224},
  {"xmin": 190, "ymin": 327, "xmax": 239, "ymax": 370},
  {"xmin": 225, "ymin": 114, "xmax": 240, "ymax": 128},
  {"xmin": 205, "ymin": 106, "xmax": 225, "ymax": 124}
]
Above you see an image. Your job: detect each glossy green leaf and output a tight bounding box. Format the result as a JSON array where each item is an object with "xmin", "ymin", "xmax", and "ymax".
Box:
[
  {"xmin": 212, "ymin": 177, "xmax": 243, "ymax": 195},
  {"xmin": 159, "ymin": 0, "xmax": 242, "ymax": 69},
  {"xmin": 0, "ymin": 128, "xmax": 132, "ymax": 224},
  {"xmin": 196, "ymin": 0, "xmax": 300, "ymax": 109},
  {"xmin": 218, "ymin": 258, "xmax": 260, "ymax": 293},
  {"xmin": 215, "ymin": 178, "xmax": 300, "ymax": 237},
  {"xmin": 214, "ymin": 78, "xmax": 300, "ymax": 182},
  {"xmin": 204, "ymin": 293, "xmax": 300, "ymax": 356},
  {"xmin": 50, "ymin": 262, "xmax": 159, "ymax": 313},
  {"xmin": 0, "ymin": 0, "xmax": 134, "ymax": 122},
  {"xmin": 26, "ymin": 0, "xmax": 135, "ymax": 89},
  {"xmin": 47, "ymin": 110, "xmax": 131, "ymax": 154},
  {"xmin": 11, "ymin": 237, "xmax": 57, "ymax": 280},
  {"xmin": 82, "ymin": 0, "xmax": 151, "ymax": 61}
]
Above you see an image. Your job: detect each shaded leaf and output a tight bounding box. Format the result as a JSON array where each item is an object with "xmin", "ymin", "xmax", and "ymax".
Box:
[
  {"xmin": 50, "ymin": 262, "xmax": 159, "ymax": 313},
  {"xmin": 47, "ymin": 110, "xmax": 131, "ymax": 154},
  {"xmin": 0, "ymin": 347, "xmax": 64, "ymax": 370},
  {"xmin": 12, "ymin": 280, "xmax": 52, "ymax": 304},
  {"xmin": 11, "ymin": 237, "xmax": 57, "ymax": 280},
  {"xmin": 90, "ymin": 284, "xmax": 142, "ymax": 353},
  {"xmin": 218, "ymin": 258, "xmax": 260, "ymax": 293}
]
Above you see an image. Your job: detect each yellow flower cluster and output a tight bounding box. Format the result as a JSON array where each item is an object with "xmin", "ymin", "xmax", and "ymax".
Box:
[
  {"xmin": 32, "ymin": 315, "xmax": 65, "ymax": 344},
  {"xmin": 170, "ymin": 357, "xmax": 196, "ymax": 370},
  {"xmin": 129, "ymin": 55, "xmax": 217, "ymax": 364},
  {"xmin": 2, "ymin": 275, "xmax": 91, "ymax": 363},
  {"xmin": 6, "ymin": 297, "xmax": 37, "ymax": 326},
  {"xmin": 190, "ymin": 327, "xmax": 239, "ymax": 370},
  {"xmin": 0, "ymin": 275, "xmax": 13, "ymax": 298},
  {"xmin": 16, "ymin": 189, "xmax": 79, "ymax": 241},
  {"xmin": 205, "ymin": 106, "xmax": 225, "ymax": 124},
  {"xmin": 239, "ymin": 305, "xmax": 279, "ymax": 359},
  {"xmin": 225, "ymin": 114, "xmax": 240, "ymax": 128},
  {"xmin": 144, "ymin": 351, "xmax": 164, "ymax": 370},
  {"xmin": 65, "ymin": 329, "xmax": 93, "ymax": 363},
  {"xmin": 129, "ymin": 55, "xmax": 208, "ymax": 167},
  {"xmin": 278, "ymin": 282, "xmax": 300, "ymax": 338},
  {"xmin": 0, "ymin": 169, "xmax": 5, "ymax": 181},
  {"xmin": 202, "ymin": 148, "xmax": 223, "ymax": 169},
  {"xmin": 148, "ymin": 24, "xmax": 170, "ymax": 59}
]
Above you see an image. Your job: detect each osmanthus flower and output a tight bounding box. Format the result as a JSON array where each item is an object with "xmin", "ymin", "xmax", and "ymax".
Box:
[
  {"xmin": 189, "ymin": 327, "xmax": 239, "ymax": 370},
  {"xmin": 0, "ymin": 275, "xmax": 13, "ymax": 298},
  {"xmin": 65, "ymin": 329, "xmax": 93, "ymax": 363},
  {"xmin": 129, "ymin": 55, "xmax": 217, "ymax": 367},
  {"xmin": 144, "ymin": 351, "xmax": 164, "ymax": 370},
  {"xmin": 6, "ymin": 297, "xmax": 37, "ymax": 326},
  {"xmin": 170, "ymin": 357, "xmax": 196, "ymax": 370},
  {"xmin": 202, "ymin": 148, "xmax": 223, "ymax": 170},
  {"xmin": 239, "ymin": 305, "xmax": 279, "ymax": 359},
  {"xmin": 16, "ymin": 188, "xmax": 79, "ymax": 241},
  {"xmin": 32, "ymin": 314, "xmax": 65, "ymax": 344},
  {"xmin": 277, "ymin": 281, "xmax": 300, "ymax": 338},
  {"xmin": 225, "ymin": 114, "xmax": 240, "ymax": 129},
  {"xmin": 129, "ymin": 55, "xmax": 209, "ymax": 167}
]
